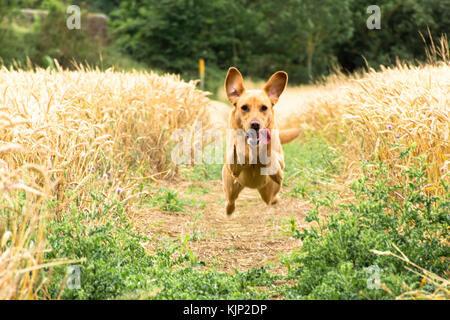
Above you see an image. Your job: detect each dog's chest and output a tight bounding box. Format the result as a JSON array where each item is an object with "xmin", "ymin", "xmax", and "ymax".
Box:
[{"xmin": 236, "ymin": 164, "xmax": 269, "ymax": 189}]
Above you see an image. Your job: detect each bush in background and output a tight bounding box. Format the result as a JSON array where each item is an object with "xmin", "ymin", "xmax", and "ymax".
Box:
[{"xmin": 31, "ymin": 0, "xmax": 102, "ymax": 68}]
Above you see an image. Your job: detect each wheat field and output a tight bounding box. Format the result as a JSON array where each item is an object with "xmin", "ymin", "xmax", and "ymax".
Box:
[
  {"xmin": 279, "ymin": 61, "xmax": 449, "ymax": 194},
  {"xmin": 0, "ymin": 52, "xmax": 448, "ymax": 298},
  {"xmin": 0, "ymin": 65, "xmax": 209, "ymax": 299}
]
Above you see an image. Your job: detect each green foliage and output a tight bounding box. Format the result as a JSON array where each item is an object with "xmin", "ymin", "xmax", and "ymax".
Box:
[
  {"xmin": 261, "ymin": 0, "xmax": 354, "ymax": 81},
  {"xmin": 111, "ymin": 0, "xmax": 448, "ymax": 89},
  {"xmin": 0, "ymin": 1, "xmax": 29, "ymax": 65},
  {"xmin": 73, "ymin": 0, "xmax": 121, "ymax": 14},
  {"xmin": 180, "ymin": 139, "xmax": 225, "ymax": 182},
  {"xmin": 0, "ymin": 0, "xmax": 150, "ymax": 71},
  {"xmin": 185, "ymin": 185, "xmax": 210, "ymax": 195},
  {"xmin": 337, "ymin": 0, "xmax": 450, "ymax": 71},
  {"xmin": 44, "ymin": 197, "xmax": 154, "ymax": 299},
  {"xmin": 0, "ymin": 24, "xmax": 30, "ymax": 66},
  {"xmin": 154, "ymin": 188, "xmax": 185, "ymax": 212},
  {"xmin": 281, "ymin": 158, "xmax": 449, "ymax": 299},
  {"xmin": 283, "ymin": 134, "xmax": 342, "ymax": 195},
  {"xmin": 17, "ymin": 122, "xmax": 449, "ymax": 300},
  {"xmin": 0, "ymin": 0, "xmax": 101, "ymax": 68},
  {"xmin": 43, "ymin": 191, "xmax": 277, "ymax": 299},
  {"xmin": 111, "ymin": 0, "xmax": 353, "ymax": 84},
  {"xmin": 0, "ymin": 1, "xmax": 35, "ymax": 22},
  {"xmin": 30, "ymin": 0, "xmax": 102, "ymax": 68},
  {"xmin": 182, "ymin": 162, "xmax": 223, "ymax": 182},
  {"xmin": 1, "ymin": 0, "xmax": 448, "ymax": 88},
  {"xmin": 111, "ymin": 0, "xmax": 238, "ymax": 90},
  {"xmin": 148, "ymin": 187, "xmax": 208, "ymax": 212}
]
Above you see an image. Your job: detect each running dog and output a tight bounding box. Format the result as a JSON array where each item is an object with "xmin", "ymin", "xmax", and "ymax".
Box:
[{"xmin": 222, "ymin": 67, "xmax": 300, "ymax": 215}]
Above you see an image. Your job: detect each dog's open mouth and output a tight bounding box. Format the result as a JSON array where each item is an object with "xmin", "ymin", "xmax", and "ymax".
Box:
[{"xmin": 245, "ymin": 128, "xmax": 271, "ymax": 146}]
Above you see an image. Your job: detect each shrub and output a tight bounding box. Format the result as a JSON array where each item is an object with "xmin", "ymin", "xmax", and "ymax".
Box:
[
  {"xmin": 30, "ymin": 0, "xmax": 102, "ymax": 68},
  {"xmin": 43, "ymin": 198, "xmax": 154, "ymax": 299},
  {"xmin": 282, "ymin": 158, "xmax": 449, "ymax": 299}
]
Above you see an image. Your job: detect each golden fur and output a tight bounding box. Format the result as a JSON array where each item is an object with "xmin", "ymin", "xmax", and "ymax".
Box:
[{"xmin": 222, "ymin": 67, "xmax": 300, "ymax": 215}]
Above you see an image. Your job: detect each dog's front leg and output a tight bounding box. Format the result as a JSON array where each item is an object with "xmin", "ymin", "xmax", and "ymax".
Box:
[
  {"xmin": 261, "ymin": 153, "xmax": 283, "ymax": 185},
  {"xmin": 269, "ymin": 164, "xmax": 283, "ymax": 185},
  {"xmin": 222, "ymin": 164, "xmax": 244, "ymax": 216},
  {"xmin": 228, "ymin": 145, "xmax": 243, "ymax": 178}
]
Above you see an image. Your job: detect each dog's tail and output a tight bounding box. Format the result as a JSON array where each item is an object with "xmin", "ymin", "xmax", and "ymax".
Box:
[{"xmin": 279, "ymin": 128, "xmax": 301, "ymax": 144}]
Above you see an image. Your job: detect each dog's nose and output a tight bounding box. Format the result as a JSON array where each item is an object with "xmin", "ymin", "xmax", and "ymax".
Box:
[{"xmin": 250, "ymin": 120, "xmax": 260, "ymax": 131}]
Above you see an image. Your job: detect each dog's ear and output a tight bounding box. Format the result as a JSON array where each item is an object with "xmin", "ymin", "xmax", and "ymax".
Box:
[
  {"xmin": 225, "ymin": 67, "xmax": 245, "ymax": 105},
  {"xmin": 263, "ymin": 71, "xmax": 288, "ymax": 105}
]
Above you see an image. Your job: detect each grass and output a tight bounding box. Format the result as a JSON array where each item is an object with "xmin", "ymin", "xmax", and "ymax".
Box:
[
  {"xmin": 41, "ymin": 193, "xmax": 278, "ymax": 300},
  {"xmin": 283, "ymin": 133, "xmax": 342, "ymax": 198},
  {"xmin": 275, "ymin": 45, "xmax": 449, "ymax": 298},
  {"xmin": 2, "ymin": 122, "xmax": 448, "ymax": 299},
  {"xmin": 35, "ymin": 133, "xmax": 336, "ymax": 300},
  {"xmin": 41, "ymin": 197, "xmax": 277, "ymax": 299}
]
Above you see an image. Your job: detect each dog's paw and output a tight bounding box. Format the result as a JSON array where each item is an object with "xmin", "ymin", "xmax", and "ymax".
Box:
[
  {"xmin": 270, "ymin": 196, "xmax": 281, "ymax": 205},
  {"xmin": 226, "ymin": 202, "xmax": 235, "ymax": 216}
]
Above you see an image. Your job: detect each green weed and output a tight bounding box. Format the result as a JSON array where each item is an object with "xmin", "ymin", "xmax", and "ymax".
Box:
[
  {"xmin": 42, "ymin": 196, "xmax": 278, "ymax": 299},
  {"xmin": 283, "ymin": 133, "xmax": 341, "ymax": 197},
  {"xmin": 281, "ymin": 157, "xmax": 449, "ymax": 299}
]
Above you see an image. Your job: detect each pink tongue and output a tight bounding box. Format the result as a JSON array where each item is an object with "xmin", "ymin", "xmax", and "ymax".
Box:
[{"xmin": 259, "ymin": 128, "xmax": 271, "ymax": 144}]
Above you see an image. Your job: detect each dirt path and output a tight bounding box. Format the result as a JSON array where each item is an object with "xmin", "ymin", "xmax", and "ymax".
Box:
[{"xmin": 132, "ymin": 100, "xmax": 311, "ymax": 273}]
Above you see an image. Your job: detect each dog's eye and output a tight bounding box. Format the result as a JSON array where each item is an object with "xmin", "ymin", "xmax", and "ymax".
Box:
[
  {"xmin": 260, "ymin": 105, "xmax": 268, "ymax": 111},
  {"xmin": 241, "ymin": 105, "xmax": 249, "ymax": 111}
]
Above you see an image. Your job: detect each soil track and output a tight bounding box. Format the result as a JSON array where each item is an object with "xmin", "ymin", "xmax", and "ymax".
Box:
[{"xmin": 132, "ymin": 100, "xmax": 311, "ymax": 273}]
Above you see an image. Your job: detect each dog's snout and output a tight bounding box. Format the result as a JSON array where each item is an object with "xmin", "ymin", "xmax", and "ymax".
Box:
[{"xmin": 250, "ymin": 120, "xmax": 260, "ymax": 131}]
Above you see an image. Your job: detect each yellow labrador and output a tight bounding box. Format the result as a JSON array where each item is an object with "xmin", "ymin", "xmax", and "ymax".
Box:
[{"xmin": 222, "ymin": 67, "xmax": 300, "ymax": 215}]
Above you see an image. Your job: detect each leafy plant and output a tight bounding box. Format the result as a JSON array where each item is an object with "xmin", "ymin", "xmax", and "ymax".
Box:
[
  {"xmin": 154, "ymin": 188, "xmax": 184, "ymax": 212},
  {"xmin": 42, "ymin": 193, "xmax": 278, "ymax": 299},
  {"xmin": 282, "ymin": 158, "xmax": 449, "ymax": 299},
  {"xmin": 43, "ymin": 197, "xmax": 155, "ymax": 299}
]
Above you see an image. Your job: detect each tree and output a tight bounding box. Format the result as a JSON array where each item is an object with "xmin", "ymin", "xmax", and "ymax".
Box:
[
  {"xmin": 112, "ymin": 0, "xmax": 238, "ymax": 73},
  {"xmin": 285, "ymin": 0, "xmax": 353, "ymax": 81},
  {"xmin": 336, "ymin": 0, "xmax": 450, "ymax": 72},
  {"xmin": 110, "ymin": 0, "xmax": 448, "ymax": 86},
  {"xmin": 74, "ymin": 0, "xmax": 122, "ymax": 14},
  {"xmin": 0, "ymin": 0, "xmax": 19, "ymax": 23}
]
